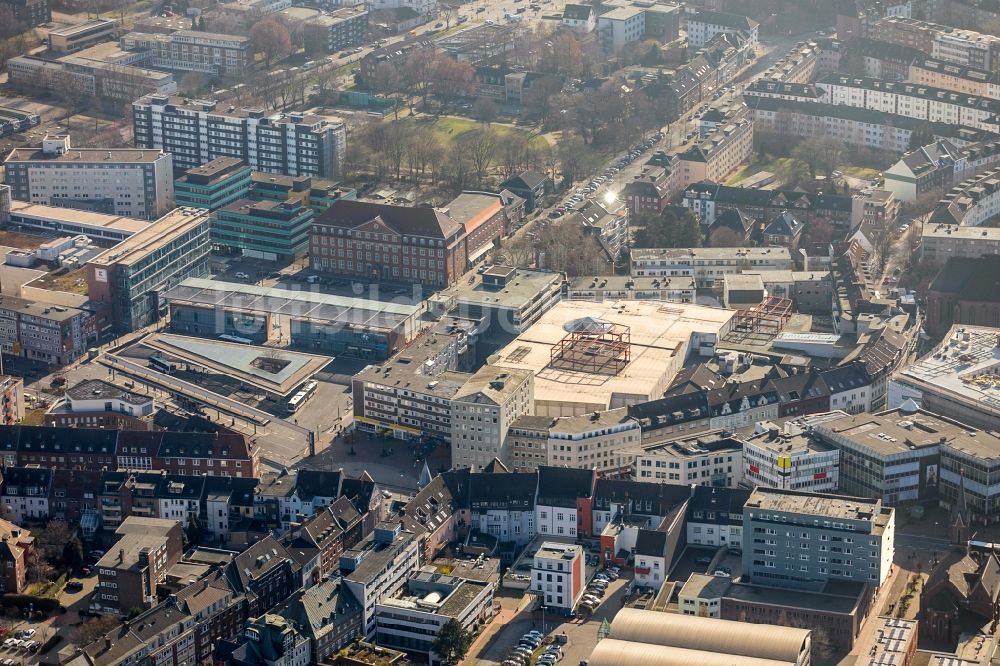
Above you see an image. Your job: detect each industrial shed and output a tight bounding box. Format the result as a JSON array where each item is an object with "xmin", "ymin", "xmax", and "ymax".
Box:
[{"xmin": 605, "ymin": 608, "xmax": 811, "ymax": 665}]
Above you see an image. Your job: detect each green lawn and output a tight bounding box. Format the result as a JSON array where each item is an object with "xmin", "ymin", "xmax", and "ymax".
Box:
[
  {"xmin": 725, "ymin": 156, "xmax": 797, "ymax": 185},
  {"xmin": 841, "ymin": 165, "xmax": 881, "ymax": 180},
  {"xmin": 407, "ymin": 115, "xmax": 548, "ymax": 151}
]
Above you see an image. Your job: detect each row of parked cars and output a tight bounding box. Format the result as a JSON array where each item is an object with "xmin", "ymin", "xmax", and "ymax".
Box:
[
  {"xmin": 554, "ymin": 131, "xmax": 664, "ymax": 215},
  {"xmin": 578, "ymin": 566, "xmax": 619, "ymax": 614},
  {"xmin": 3, "ymin": 629, "xmax": 39, "ymax": 653},
  {"xmin": 502, "ymin": 630, "xmax": 565, "ymax": 666}
]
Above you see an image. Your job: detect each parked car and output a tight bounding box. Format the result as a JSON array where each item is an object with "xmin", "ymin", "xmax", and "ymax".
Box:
[
  {"xmin": 64, "ymin": 581, "xmax": 84, "ymax": 593},
  {"xmin": 235, "ymin": 271, "xmax": 250, "ymax": 280},
  {"xmin": 695, "ymin": 556, "xmax": 712, "ymax": 565}
]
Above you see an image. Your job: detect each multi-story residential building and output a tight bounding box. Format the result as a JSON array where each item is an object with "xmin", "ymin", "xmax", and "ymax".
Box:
[
  {"xmin": 682, "ymin": 182, "xmax": 856, "ymax": 228},
  {"xmin": 48, "ymin": 19, "xmax": 117, "ymax": 53},
  {"xmin": 226, "ymin": 536, "xmax": 300, "ymax": 617},
  {"xmin": 743, "ymin": 421, "xmax": 840, "ymax": 492},
  {"xmin": 564, "ymin": 275, "xmax": 696, "ymax": 304},
  {"xmin": 685, "ymin": 485, "xmax": 749, "ymax": 548},
  {"xmin": 853, "ymin": 189, "xmax": 900, "ymax": 233},
  {"xmin": 4, "ymin": 135, "xmax": 174, "ymax": 219},
  {"xmin": 884, "ymin": 139, "xmax": 964, "ymax": 203},
  {"xmin": 675, "ymin": 116, "xmax": 753, "ymax": 187},
  {"xmin": 684, "ymin": 9, "xmax": 759, "ymax": 48},
  {"xmin": 94, "ymin": 517, "xmax": 184, "ymax": 615},
  {"xmin": 873, "ymin": 17, "xmax": 1000, "ymax": 71},
  {"xmin": 302, "ymin": 6, "xmax": 369, "ymax": 55},
  {"xmin": 507, "ymin": 408, "xmax": 642, "ymax": 474},
  {"xmin": 450, "ymin": 366, "xmax": 533, "ymax": 470},
  {"xmin": 467, "ymin": 467, "xmax": 538, "ymax": 547},
  {"xmin": 929, "ymin": 166, "xmax": 1000, "ymax": 227},
  {"xmin": 86, "ymin": 207, "xmax": 212, "ymax": 333},
  {"xmin": 375, "ymin": 571, "xmax": 495, "ymax": 661},
  {"xmin": 597, "ymin": 6, "xmax": 645, "ymax": 50},
  {"xmin": 174, "ymin": 158, "xmax": 253, "ymax": 211},
  {"xmin": 561, "ymin": 3, "xmax": 596, "ymax": 32},
  {"xmin": 634, "ymin": 431, "xmax": 743, "ymax": 487},
  {"xmin": 120, "ymin": 30, "xmax": 250, "ymax": 77},
  {"xmin": 310, "ymin": 200, "xmax": 467, "ymax": 288},
  {"xmin": 212, "ymin": 199, "xmax": 314, "ymax": 261},
  {"xmin": 742, "ymin": 487, "xmax": 895, "ymax": 592},
  {"xmin": 352, "ymin": 330, "xmax": 472, "ymax": 443},
  {"xmin": 921, "ymin": 224, "xmax": 1000, "ymax": 264},
  {"xmin": 0, "ymin": 520, "xmax": 30, "ymax": 594},
  {"xmin": 630, "ymin": 247, "xmax": 793, "ymax": 289},
  {"xmin": 341, "ymin": 522, "xmax": 421, "ymax": 637},
  {"xmin": 624, "ymin": 165, "xmax": 677, "ymax": 218},
  {"xmin": 812, "ymin": 73, "xmax": 1000, "ymax": 134},
  {"xmin": 530, "ymin": 542, "xmax": 584, "ymax": 613},
  {"xmin": 535, "ymin": 467, "xmax": 596, "ymax": 538},
  {"xmin": 0, "ymin": 0, "xmax": 50, "ymax": 27},
  {"xmin": 0, "ymin": 294, "xmax": 91, "ymax": 365},
  {"xmin": 910, "ymin": 57, "xmax": 999, "ymax": 97},
  {"xmin": 218, "ymin": 614, "xmax": 310, "ymax": 666},
  {"xmin": 0, "ymin": 376, "xmax": 24, "ymax": 426},
  {"xmin": 745, "ymin": 96, "xmax": 945, "ymax": 153},
  {"xmin": 278, "ymin": 578, "xmax": 362, "ymax": 663},
  {"xmin": 0, "ymin": 467, "xmax": 52, "ymax": 524},
  {"xmin": 6, "ymin": 53, "xmax": 176, "ymax": 103},
  {"xmin": 133, "ymin": 95, "xmax": 346, "ymax": 179}
]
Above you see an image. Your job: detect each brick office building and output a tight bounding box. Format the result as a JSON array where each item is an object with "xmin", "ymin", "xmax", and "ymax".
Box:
[{"xmin": 310, "ymin": 200, "xmax": 468, "ymax": 288}]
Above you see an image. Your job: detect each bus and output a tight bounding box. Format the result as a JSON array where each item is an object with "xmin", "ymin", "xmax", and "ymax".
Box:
[
  {"xmin": 148, "ymin": 355, "xmax": 178, "ymax": 374},
  {"xmin": 219, "ymin": 334, "xmax": 253, "ymax": 344},
  {"xmin": 286, "ymin": 380, "xmax": 318, "ymax": 413}
]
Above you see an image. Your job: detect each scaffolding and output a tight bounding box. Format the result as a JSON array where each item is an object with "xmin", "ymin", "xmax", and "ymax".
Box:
[
  {"xmin": 549, "ymin": 318, "xmax": 631, "ymax": 375},
  {"xmin": 726, "ymin": 297, "xmax": 793, "ymax": 342}
]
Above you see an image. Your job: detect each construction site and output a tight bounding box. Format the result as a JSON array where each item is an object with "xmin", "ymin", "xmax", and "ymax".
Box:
[{"xmin": 489, "ymin": 300, "xmax": 736, "ymax": 417}]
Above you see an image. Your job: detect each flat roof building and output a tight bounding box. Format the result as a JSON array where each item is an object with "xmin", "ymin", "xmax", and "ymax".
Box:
[
  {"xmin": 743, "ymin": 420, "xmax": 840, "ymax": 493},
  {"xmin": 4, "ymin": 135, "xmax": 174, "ymax": 219},
  {"xmin": 490, "ymin": 300, "xmax": 735, "ymax": 417},
  {"xmin": 86, "ymin": 207, "xmax": 212, "ymax": 333},
  {"xmin": 742, "ymin": 487, "xmax": 895, "ymax": 591},
  {"xmin": 48, "ymin": 19, "xmax": 117, "ymax": 53},
  {"xmin": 6, "ymin": 199, "xmax": 148, "ymax": 243},
  {"xmin": 165, "ymin": 278, "xmax": 423, "ymax": 359},
  {"xmin": 429, "ymin": 265, "xmax": 563, "ymax": 340},
  {"xmin": 634, "ymin": 430, "xmax": 743, "ymax": 487}
]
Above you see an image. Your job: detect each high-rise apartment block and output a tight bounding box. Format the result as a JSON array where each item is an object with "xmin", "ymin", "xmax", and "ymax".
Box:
[{"xmin": 133, "ymin": 95, "xmax": 346, "ymax": 179}]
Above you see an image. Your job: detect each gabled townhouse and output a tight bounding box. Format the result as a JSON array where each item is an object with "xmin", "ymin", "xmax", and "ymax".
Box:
[
  {"xmin": 706, "ymin": 376, "xmax": 780, "ymax": 430},
  {"xmin": 535, "ymin": 467, "xmax": 596, "ymax": 539},
  {"xmin": 468, "ymin": 465, "xmax": 537, "ymax": 547},
  {"xmin": 290, "ymin": 508, "xmax": 344, "ymax": 585},
  {"xmin": 0, "ymin": 520, "xmax": 31, "ymax": 593},
  {"xmin": 685, "ymin": 485, "xmax": 751, "ymax": 548},
  {"xmin": 226, "ymin": 536, "xmax": 301, "ymax": 617},
  {"xmin": 400, "ymin": 473, "xmax": 464, "ymax": 563},
  {"xmin": 1, "ymin": 466, "xmax": 52, "ymax": 524},
  {"xmin": 591, "ymin": 479, "xmax": 690, "ymax": 535},
  {"xmin": 278, "ymin": 577, "xmax": 362, "ymax": 663}
]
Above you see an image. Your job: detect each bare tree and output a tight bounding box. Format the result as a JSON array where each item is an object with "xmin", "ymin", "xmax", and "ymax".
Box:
[
  {"xmin": 471, "ymin": 98, "xmax": 499, "ymax": 125},
  {"xmin": 250, "ymin": 19, "xmax": 292, "ymax": 68},
  {"xmin": 709, "ymin": 227, "xmax": 745, "ymax": 247},
  {"xmin": 461, "ymin": 128, "xmax": 497, "ymax": 185}
]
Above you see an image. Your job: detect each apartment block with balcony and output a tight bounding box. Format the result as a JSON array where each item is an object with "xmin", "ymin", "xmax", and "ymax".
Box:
[{"xmin": 133, "ymin": 95, "xmax": 346, "ymax": 179}]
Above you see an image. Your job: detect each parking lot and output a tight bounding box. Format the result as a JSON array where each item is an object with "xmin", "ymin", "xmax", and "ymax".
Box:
[{"xmin": 474, "ymin": 572, "xmax": 633, "ymax": 666}]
